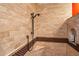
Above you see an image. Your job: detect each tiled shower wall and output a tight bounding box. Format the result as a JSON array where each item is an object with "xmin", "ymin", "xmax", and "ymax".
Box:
[
  {"xmin": 0, "ymin": 4, "xmax": 36, "ymax": 55},
  {"xmin": 0, "ymin": 3, "xmax": 72, "ymax": 55},
  {"xmin": 34, "ymin": 3, "xmax": 72, "ymax": 38}
]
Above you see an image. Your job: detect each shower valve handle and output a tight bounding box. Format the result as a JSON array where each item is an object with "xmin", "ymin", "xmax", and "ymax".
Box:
[{"xmin": 31, "ymin": 32, "xmax": 34, "ymax": 34}]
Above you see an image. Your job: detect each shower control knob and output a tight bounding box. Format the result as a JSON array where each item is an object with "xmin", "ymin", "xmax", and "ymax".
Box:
[{"xmin": 31, "ymin": 32, "xmax": 34, "ymax": 34}]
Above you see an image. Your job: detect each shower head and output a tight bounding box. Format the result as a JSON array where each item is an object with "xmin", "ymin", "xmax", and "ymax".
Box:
[{"xmin": 31, "ymin": 12, "xmax": 40, "ymax": 18}]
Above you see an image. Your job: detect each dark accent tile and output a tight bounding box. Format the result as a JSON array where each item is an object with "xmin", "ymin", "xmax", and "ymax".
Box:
[
  {"xmin": 68, "ymin": 42, "xmax": 79, "ymax": 52},
  {"xmin": 35, "ymin": 37, "xmax": 68, "ymax": 43},
  {"xmin": 12, "ymin": 39, "xmax": 36, "ymax": 56}
]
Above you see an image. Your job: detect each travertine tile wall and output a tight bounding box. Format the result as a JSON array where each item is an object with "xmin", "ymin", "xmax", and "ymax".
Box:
[
  {"xmin": 0, "ymin": 4, "xmax": 36, "ymax": 55},
  {"xmin": 0, "ymin": 3, "xmax": 72, "ymax": 55},
  {"xmin": 34, "ymin": 4, "xmax": 72, "ymax": 38}
]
